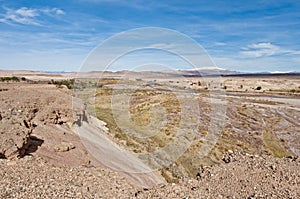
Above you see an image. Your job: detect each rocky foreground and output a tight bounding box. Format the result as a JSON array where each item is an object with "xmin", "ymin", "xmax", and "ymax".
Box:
[{"xmin": 0, "ymin": 152, "xmax": 299, "ymax": 198}]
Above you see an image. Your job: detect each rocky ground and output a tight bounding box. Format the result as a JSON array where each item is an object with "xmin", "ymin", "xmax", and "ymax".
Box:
[
  {"xmin": 0, "ymin": 152, "xmax": 299, "ymax": 198},
  {"xmin": 137, "ymin": 152, "xmax": 300, "ymax": 198},
  {"xmin": 0, "ymin": 156, "xmax": 136, "ymax": 198},
  {"xmin": 0, "ymin": 77, "xmax": 299, "ymax": 198},
  {"xmin": 0, "ymin": 83, "xmax": 77, "ymax": 158}
]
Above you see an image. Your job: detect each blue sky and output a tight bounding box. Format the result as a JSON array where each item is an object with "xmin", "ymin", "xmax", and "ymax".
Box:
[{"xmin": 0, "ymin": 0, "xmax": 299, "ymax": 72}]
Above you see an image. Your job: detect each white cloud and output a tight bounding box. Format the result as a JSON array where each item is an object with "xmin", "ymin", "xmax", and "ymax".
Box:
[
  {"xmin": 0, "ymin": 7, "xmax": 40, "ymax": 25},
  {"xmin": 15, "ymin": 7, "xmax": 39, "ymax": 18},
  {"xmin": 214, "ymin": 42, "xmax": 227, "ymax": 46},
  {"xmin": 148, "ymin": 43, "xmax": 179, "ymax": 49},
  {"xmin": 0, "ymin": 7, "xmax": 65, "ymax": 25},
  {"xmin": 241, "ymin": 42, "xmax": 300, "ymax": 58},
  {"xmin": 42, "ymin": 8, "xmax": 65, "ymax": 15}
]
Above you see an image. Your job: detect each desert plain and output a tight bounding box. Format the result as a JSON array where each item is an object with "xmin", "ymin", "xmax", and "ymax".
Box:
[{"xmin": 0, "ymin": 70, "xmax": 299, "ymax": 198}]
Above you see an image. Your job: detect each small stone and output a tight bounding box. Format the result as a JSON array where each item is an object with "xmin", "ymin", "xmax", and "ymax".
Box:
[
  {"xmin": 270, "ymin": 165, "xmax": 276, "ymax": 170},
  {"xmin": 54, "ymin": 142, "xmax": 75, "ymax": 152},
  {"xmin": 6, "ymin": 160, "xmax": 17, "ymax": 166}
]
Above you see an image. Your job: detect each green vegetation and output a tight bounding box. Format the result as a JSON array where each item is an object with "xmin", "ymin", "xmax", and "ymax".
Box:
[
  {"xmin": 48, "ymin": 79, "xmax": 74, "ymax": 89},
  {"xmin": 289, "ymin": 89, "xmax": 300, "ymax": 93},
  {"xmin": 0, "ymin": 76, "xmax": 20, "ymax": 82},
  {"xmin": 255, "ymin": 86, "xmax": 262, "ymax": 90},
  {"xmin": 268, "ymin": 88, "xmax": 300, "ymax": 93}
]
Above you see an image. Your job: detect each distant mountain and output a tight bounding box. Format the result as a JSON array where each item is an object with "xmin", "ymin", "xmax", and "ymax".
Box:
[
  {"xmin": 39, "ymin": 71, "xmax": 74, "ymax": 74},
  {"xmin": 1, "ymin": 68, "xmax": 298, "ymax": 79},
  {"xmin": 0, "ymin": 70, "xmax": 44, "ymax": 76},
  {"xmin": 176, "ymin": 67, "xmax": 240, "ymax": 76},
  {"xmin": 107, "ymin": 67, "xmax": 240, "ymax": 78},
  {"xmin": 270, "ymin": 70, "xmax": 299, "ymax": 74}
]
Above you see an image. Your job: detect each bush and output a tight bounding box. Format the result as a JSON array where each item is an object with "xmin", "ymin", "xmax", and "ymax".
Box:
[
  {"xmin": 48, "ymin": 79, "xmax": 74, "ymax": 89},
  {"xmin": 256, "ymin": 86, "xmax": 262, "ymax": 90},
  {"xmin": 0, "ymin": 76, "xmax": 20, "ymax": 82}
]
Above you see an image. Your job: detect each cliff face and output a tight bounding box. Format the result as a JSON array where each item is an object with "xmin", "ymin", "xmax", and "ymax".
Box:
[{"xmin": 0, "ymin": 83, "xmax": 74, "ymax": 159}]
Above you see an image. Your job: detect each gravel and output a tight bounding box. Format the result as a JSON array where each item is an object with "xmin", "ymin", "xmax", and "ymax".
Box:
[{"xmin": 0, "ymin": 152, "xmax": 299, "ymax": 198}]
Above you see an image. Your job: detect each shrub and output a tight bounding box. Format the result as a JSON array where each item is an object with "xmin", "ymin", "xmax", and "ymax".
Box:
[
  {"xmin": 0, "ymin": 76, "xmax": 20, "ymax": 82},
  {"xmin": 48, "ymin": 79, "xmax": 74, "ymax": 89}
]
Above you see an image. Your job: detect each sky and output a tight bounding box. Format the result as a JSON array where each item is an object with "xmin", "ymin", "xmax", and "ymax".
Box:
[{"xmin": 0, "ymin": 0, "xmax": 299, "ymax": 72}]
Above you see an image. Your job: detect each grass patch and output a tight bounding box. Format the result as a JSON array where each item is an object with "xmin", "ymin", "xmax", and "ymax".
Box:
[
  {"xmin": 263, "ymin": 130, "xmax": 288, "ymax": 158},
  {"xmin": 91, "ymin": 77, "xmax": 295, "ymax": 181},
  {"xmin": 160, "ymin": 168, "xmax": 179, "ymax": 183}
]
